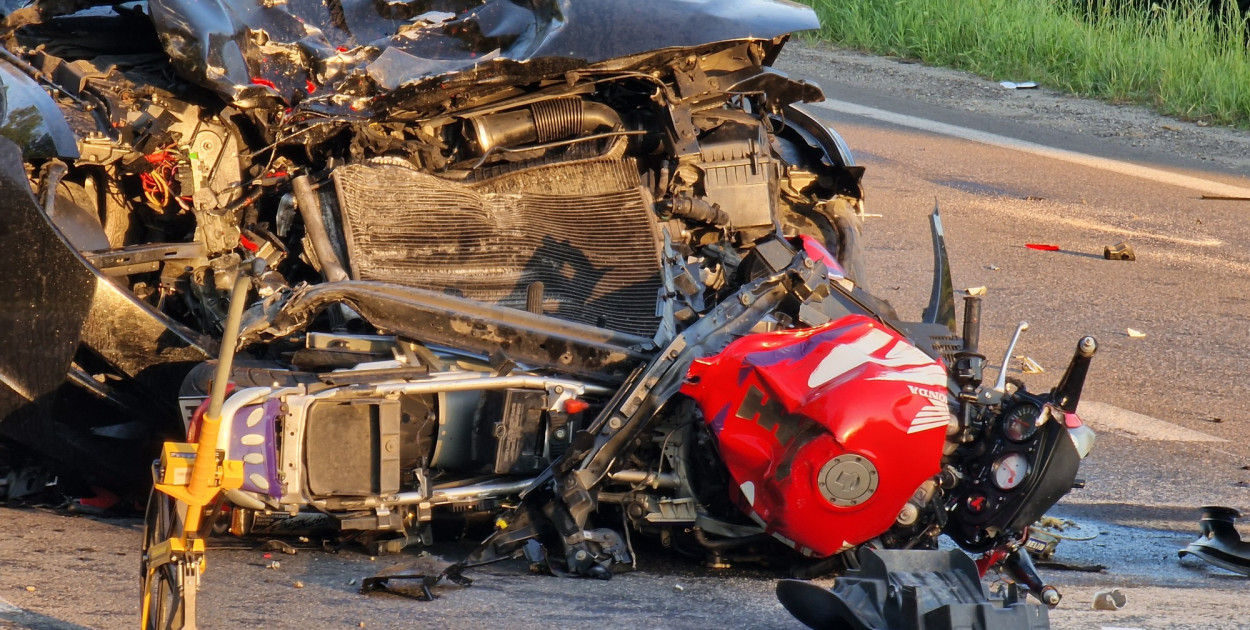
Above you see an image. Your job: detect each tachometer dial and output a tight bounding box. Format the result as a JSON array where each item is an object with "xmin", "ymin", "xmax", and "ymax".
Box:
[
  {"xmin": 991, "ymin": 452, "xmax": 1030, "ymax": 490},
  {"xmin": 1001, "ymin": 404, "xmax": 1042, "ymax": 442}
]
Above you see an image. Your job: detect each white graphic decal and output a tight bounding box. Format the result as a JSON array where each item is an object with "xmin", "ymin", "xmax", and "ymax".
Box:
[
  {"xmin": 908, "ymin": 403, "xmax": 954, "ymax": 434},
  {"xmin": 808, "ymin": 329, "xmax": 941, "ymax": 388}
]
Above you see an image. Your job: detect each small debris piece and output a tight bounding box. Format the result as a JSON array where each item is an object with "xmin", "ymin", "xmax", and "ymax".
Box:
[
  {"xmin": 1103, "ymin": 241, "xmax": 1136, "ymax": 261},
  {"xmin": 1034, "ymin": 560, "xmax": 1107, "ymax": 572},
  {"xmin": 1016, "ymin": 356, "xmax": 1044, "ymax": 374},
  {"xmin": 674, "ymin": 584, "xmax": 685, "ymax": 592},
  {"xmin": 349, "ymin": 578, "xmax": 357, "ymax": 585},
  {"xmin": 999, "ymin": 81, "xmax": 1038, "ymax": 89},
  {"xmin": 293, "ymin": 581, "xmax": 304, "ymax": 589},
  {"xmin": 986, "ymin": 264, "xmax": 1001, "ymax": 271},
  {"xmin": 25, "ymin": 586, "xmax": 35, "ymax": 592},
  {"xmin": 1126, "ymin": 328, "xmax": 1146, "ymax": 339},
  {"xmin": 965, "ymin": 286, "xmax": 987, "ymax": 297},
  {"xmin": 262, "ymin": 539, "xmax": 298, "ymax": 555},
  {"xmin": 266, "ymin": 560, "xmax": 281, "ymax": 570},
  {"xmin": 1025, "ymin": 243, "xmax": 1060, "ymax": 251},
  {"xmin": 1200, "ymin": 195, "xmax": 1250, "ymax": 201},
  {"xmin": 1162, "ymin": 124, "xmax": 1180, "ymax": 131},
  {"xmin": 1210, "ymin": 417, "xmax": 1224, "ymax": 423},
  {"xmin": 1092, "ymin": 588, "xmax": 1127, "ymax": 610}
]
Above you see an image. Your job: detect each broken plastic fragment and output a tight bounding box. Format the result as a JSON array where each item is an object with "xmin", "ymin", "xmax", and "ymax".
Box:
[
  {"xmin": 1126, "ymin": 328, "xmax": 1146, "ymax": 338},
  {"xmin": 965, "ymin": 286, "xmax": 987, "ymax": 297},
  {"xmin": 1016, "ymin": 356, "xmax": 1044, "ymax": 374},
  {"xmin": 1092, "ymin": 588, "xmax": 1127, "ymax": 610},
  {"xmin": 1025, "ymin": 243, "xmax": 1060, "ymax": 251},
  {"xmin": 1000, "ymin": 81, "xmax": 1039, "ymax": 89},
  {"xmin": 1103, "ymin": 241, "xmax": 1136, "ymax": 261}
]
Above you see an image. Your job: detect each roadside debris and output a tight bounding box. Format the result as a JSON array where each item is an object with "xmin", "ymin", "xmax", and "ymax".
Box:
[
  {"xmin": 1017, "ymin": 356, "xmax": 1045, "ymax": 374},
  {"xmin": 1092, "ymin": 588, "xmax": 1127, "ymax": 610},
  {"xmin": 261, "ymin": 539, "xmax": 299, "ymax": 555},
  {"xmin": 1024, "ymin": 516, "xmax": 1099, "ymax": 561},
  {"xmin": 1126, "ymin": 328, "xmax": 1146, "ymax": 339},
  {"xmin": 1025, "ymin": 243, "xmax": 1060, "ymax": 251},
  {"xmin": 1178, "ymin": 506, "xmax": 1250, "ymax": 576},
  {"xmin": 1000, "ymin": 81, "xmax": 1039, "ymax": 90},
  {"xmin": 966, "ymin": 286, "xmax": 987, "ymax": 297},
  {"xmin": 674, "ymin": 584, "xmax": 685, "ymax": 592},
  {"xmin": 1103, "ymin": 242, "xmax": 1136, "ymax": 261},
  {"xmin": 1200, "ymin": 195, "xmax": 1250, "ymax": 201}
]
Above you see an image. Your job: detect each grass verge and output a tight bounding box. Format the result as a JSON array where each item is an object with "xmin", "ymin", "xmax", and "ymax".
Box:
[{"xmin": 798, "ymin": 0, "xmax": 1250, "ymax": 128}]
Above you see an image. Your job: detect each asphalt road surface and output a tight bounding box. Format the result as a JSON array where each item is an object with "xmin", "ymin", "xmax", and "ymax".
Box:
[{"xmin": 4, "ymin": 43, "xmax": 1250, "ymax": 630}]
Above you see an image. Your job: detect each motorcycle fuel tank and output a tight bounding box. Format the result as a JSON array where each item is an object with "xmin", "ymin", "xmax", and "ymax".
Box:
[{"xmin": 683, "ymin": 314, "xmax": 952, "ymax": 557}]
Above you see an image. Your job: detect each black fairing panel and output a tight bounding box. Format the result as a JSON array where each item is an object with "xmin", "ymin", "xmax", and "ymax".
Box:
[
  {"xmin": 148, "ymin": 0, "xmax": 820, "ymax": 101},
  {"xmin": 0, "ymin": 60, "xmax": 79, "ymax": 158},
  {"xmin": 0, "ymin": 137, "xmax": 212, "ymax": 492}
]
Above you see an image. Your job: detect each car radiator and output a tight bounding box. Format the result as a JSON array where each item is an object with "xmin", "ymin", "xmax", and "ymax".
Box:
[{"xmin": 332, "ymin": 157, "xmax": 663, "ymax": 337}]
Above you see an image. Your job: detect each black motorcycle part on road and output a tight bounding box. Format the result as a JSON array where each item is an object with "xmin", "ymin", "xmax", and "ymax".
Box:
[
  {"xmin": 776, "ymin": 548, "xmax": 1050, "ymax": 630},
  {"xmin": 1179, "ymin": 506, "xmax": 1250, "ymax": 576}
]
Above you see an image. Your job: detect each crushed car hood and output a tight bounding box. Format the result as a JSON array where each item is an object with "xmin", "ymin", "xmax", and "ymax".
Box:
[{"xmin": 145, "ymin": 0, "xmax": 819, "ymax": 105}]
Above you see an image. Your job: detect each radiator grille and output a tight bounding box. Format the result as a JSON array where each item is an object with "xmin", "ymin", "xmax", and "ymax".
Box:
[{"xmin": 332, "ymin": 158, "xmax": 663, "ymax": 337}]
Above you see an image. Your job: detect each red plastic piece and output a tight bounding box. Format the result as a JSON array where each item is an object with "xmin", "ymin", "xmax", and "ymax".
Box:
[
  {"xmin": 250, "ymin": 77, "xmax": 278, "ymax": 90},
  {"xmin": 77, "ymin": 486, "xmax": 119, "ymax": 510},
  {"xmin": 564, "ymin": 399, "xmax": 590, "ymax": 414},
  {"xmin": 797, "ymin": 235, "xmax": 845, "ymax": 279},
  {"xmin": 682, "ymin": 314, "xmax": 951, "ymax": 557},
  {"xmin": 976, "ymin": 548, "xmax": 1009, "ymax": 577},
  {"xmin": 239, "ymin": 234, "xmax": 260, "ymax": 253},
  {"xmin": 1025, "ymin": 243, "xmax": 1060, "ymax": 251}
]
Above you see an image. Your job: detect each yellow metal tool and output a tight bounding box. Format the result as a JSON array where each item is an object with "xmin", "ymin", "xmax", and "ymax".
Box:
[{"xmin": 140, "ymin": 265, "xmax": 255, "ymax": 630}]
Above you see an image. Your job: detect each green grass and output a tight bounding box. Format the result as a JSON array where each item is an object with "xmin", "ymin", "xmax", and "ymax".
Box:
[{"xmin": 798, "ymin": 0, "xmax": 1250, "ymax": 128}]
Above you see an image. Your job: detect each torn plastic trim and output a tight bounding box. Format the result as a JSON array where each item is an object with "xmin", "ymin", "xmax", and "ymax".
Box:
[{"xmin": 921, "ymin": 205, "xmax": 956, "ymax": 333}]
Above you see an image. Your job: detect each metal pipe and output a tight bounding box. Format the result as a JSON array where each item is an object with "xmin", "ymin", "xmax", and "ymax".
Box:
[
  {"xmin": 393, "ymin": 477, "xmax": 538, "ymax": 506},
  {"xmin": 368, "ymin": 374, "xmax": 612, "ymax": 398},
  {"xmin": 605, "ymin": 470, "xmax": 680, "ymax": 488},
  {"xmin": 291, "ymin": 175, "xmax": 348, "ymax": 282}
]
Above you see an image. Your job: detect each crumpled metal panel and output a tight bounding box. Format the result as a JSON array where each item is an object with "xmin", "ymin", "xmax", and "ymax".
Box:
[{"xmin": 147, "ymin": 0, "xmax": 819, "ymax": 104}]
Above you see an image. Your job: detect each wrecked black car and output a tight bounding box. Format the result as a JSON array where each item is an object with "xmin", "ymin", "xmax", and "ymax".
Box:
[{"xmin": 0, "ymin": 0, "xmax": 859, "ymax": 501}]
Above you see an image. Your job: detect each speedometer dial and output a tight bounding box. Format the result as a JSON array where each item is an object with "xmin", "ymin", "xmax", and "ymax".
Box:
[
  {"xmin": 991, "ymin": 452, "xmax": 1030, "ymax": 490},
  {"xmin": 1001, "ymin": 404, "xmax": 1042, "ymax": 442}
]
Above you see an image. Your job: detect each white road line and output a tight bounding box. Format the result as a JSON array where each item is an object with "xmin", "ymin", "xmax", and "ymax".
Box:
[
  {"xmin": 809, "ymin": 99, "xmax": 1250, "ymax": 198},
  {"xmin": 1078, "ymin": 401, "xmax": 1224, "ymax": 443}
]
